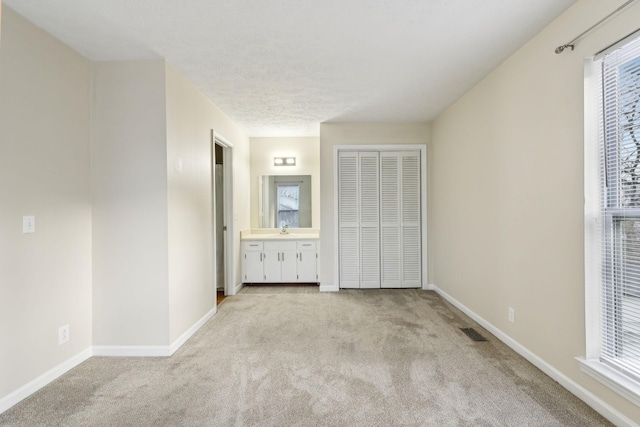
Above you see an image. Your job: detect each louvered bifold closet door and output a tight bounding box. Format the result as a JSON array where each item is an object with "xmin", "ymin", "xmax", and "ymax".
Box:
[
  {"xmin": 380, "ymin": 151, "xmax": 421, "ymax": 288},
  {"xmin": 359, "ymin": 152, "xmax": 381, "ymax": 288},
  {"xmin": 401, "ymin": 152, "xmax": 421, "ymax": 287},
  {"xmin": 338, "ymin": 152, "xmax": 360, "ymax": 288},
  {"xmin": 339, "ymin": 149, "xmax": 421, "ymax": 289},
  {"xmin": 380, "ymin": 153, "xmax": 401, "ymax": 287}
]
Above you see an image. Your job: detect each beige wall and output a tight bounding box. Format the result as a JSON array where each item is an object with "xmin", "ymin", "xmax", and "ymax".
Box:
[
  {"xmin": 319, "ymin": 123, "xmax": 431, "ymax": 289},
  {"xmin": 92, "ymin": 60, "xmax": 252, "ymax": 346},
  {"xmin": 0, "ymin": 3, "xmax": 251, "ymax": 409},
  {"xmin": 0, "ymin": 7, "xmax": 92, "ymax": 399},
  {"xmin": 250, "ymin": 137, "xmax": 320, "ymax": 229},
  {"xmin": 430, "ymin": 0, "xmax": 640, "ymax": 421},
  {"xmin": 225, "ymin": 128, "xmax": 252, "ymax": 293},
  {"xmin": 165, "ymin": 63, "xmax": 250, "ymax": 341},
  {"xmin": 91, "ymin": 60, "xmax": 170, "ymax": 346}
]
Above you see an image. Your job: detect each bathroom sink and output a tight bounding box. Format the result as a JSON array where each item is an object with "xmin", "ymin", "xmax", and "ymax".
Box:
[{"xmin": 268, "ymin": 233, "xmax": 297, "ymax": 238}]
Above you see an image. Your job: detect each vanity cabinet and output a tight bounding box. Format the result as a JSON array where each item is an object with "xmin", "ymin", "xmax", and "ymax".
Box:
[{"xmin": 241, "ymin": 239, "xmax": 319, "ymax": 284}]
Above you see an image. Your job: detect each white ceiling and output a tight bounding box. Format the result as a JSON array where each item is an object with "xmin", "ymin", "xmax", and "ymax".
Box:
[{"xmin": 5, "ymin": 0, "xmax": 577, "ymax": 137}]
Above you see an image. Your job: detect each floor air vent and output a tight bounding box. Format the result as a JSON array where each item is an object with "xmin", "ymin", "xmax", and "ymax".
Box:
[{"xmin": 460, "ymin": 327, "xmax": 487, "ymax": 342}]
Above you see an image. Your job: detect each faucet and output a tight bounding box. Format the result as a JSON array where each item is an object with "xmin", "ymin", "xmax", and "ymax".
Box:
[{"xmin": 280, "ymin": 224, "xmax": 289, "ymax": 235}]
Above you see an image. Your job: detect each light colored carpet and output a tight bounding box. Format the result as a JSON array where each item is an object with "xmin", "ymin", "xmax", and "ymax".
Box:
[{"xmin": 0, "ymin": 286, "xmax": 611, "ymax": 426}]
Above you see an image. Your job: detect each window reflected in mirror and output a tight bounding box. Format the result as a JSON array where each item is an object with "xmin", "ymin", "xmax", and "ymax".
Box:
[
  {"xmin": 277, "ymin": 184, "xmax": 300, "ymax": 227},
  {"xmin": 260, "ymin": 175, "xmax": 311, "ymax": 228}
]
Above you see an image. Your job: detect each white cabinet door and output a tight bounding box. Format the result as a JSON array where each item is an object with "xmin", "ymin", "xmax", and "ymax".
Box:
[
  {"xmin": 263, "ymin": 250, "xmax": 282, "ymax": 282},
  {"xmin": 243, "ymin": 242, "xmax": 264, "ymax": 282},
  {"xmin": 297, "ymin": 241, "xmax": 317, "ymax": 282},
  {"xmin": 264, "ymin": 241, "xmax": 297, "ymax": 282},
  {"xmin": 281, "ymin": 249, "xmax": 297, "ymax": 282}
]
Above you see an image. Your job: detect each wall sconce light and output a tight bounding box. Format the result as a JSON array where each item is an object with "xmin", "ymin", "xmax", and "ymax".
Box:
[{"xmin": 274, "ymin": 157, "xmax": 296, "ymax": 166}]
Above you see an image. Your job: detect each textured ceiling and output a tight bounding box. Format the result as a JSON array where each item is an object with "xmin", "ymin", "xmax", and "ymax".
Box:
[{"xmin": 5, "ymin": 0, "xmax": 577, "ymax": 137}]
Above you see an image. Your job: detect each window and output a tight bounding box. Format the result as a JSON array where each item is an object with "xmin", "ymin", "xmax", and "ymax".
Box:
[
  {"xmin": 601, "ymin": 43, "xmax": 640, "ymax": 381},
  {"xmin": 583, "ymin": 34, "xmax": 640, "ymax": 405},
  {"xmin": 276, "ymin": 184, "xmax": 300, "ymax": 228}
]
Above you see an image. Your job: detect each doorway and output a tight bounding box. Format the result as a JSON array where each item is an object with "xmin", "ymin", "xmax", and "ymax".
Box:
[
  {"xmin": 212, "ymin": 130, "xmax": 235, "ymax": 299},
  {"xmin": 214, "ymin": 143, "xmax": 225, "ymax": 301}
]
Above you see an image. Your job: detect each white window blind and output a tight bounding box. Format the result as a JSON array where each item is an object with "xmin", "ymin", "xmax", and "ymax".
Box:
[{"xmin": 598, "ymin": 34, "xmax": 640, "ymax": 382}]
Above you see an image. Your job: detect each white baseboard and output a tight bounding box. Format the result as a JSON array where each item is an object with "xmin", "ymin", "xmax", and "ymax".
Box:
[
  {"xmin": 429, "ymin": 284, "xmax": 639, "ymax": 427},
  {"xmin": 92, "ymin": 345, "xmax": 171, "ymax": 357},
  {"xmin": 319, "ymin": 283, "xmax": 339, "ymax": 292},
  {"xmin": 94, "ymin": 306, "xmax": 218, "ymax": 357},
  {"xmin": 0, "ymin": 348, "xmax": 92, "ymax": 415},
  {"xmin": 169, "ymin": 306, "xmax": 216, "ymax": 355},
  {"xmin": 0, "ymin": 307, "xmax": 216, "ymax": 414},
  {"xmin": 1, "ymin": 306, "xmax": 219, "ymax": 415},
  {"xmin": 234, "ymin": 282, "xmax": 244, "ymax": 295}
]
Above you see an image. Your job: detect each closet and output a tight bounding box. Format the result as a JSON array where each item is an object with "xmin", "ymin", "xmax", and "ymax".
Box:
[{"xmin": 338, "ymin": 150, "xmax": 422, "ymax": 289}]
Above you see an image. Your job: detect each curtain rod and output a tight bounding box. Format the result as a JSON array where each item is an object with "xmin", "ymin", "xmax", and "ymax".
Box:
[
  {"xmin": 594, "ymin": 26, "xmax": 640, "ymax": 58},
  {"xmin": 555, "ymin": 0, "xmax": 637, "ymax": 54}
]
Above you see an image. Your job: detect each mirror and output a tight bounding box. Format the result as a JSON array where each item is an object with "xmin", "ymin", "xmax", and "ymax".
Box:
[{"xmin": 259, "ymin": 175, "xmax": 312, "ymax": 228}]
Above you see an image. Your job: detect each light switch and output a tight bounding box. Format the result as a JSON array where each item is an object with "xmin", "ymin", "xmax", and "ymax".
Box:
[{"xmin": 23, "ymin": 216, "xmax": 35, "ymax": 233}]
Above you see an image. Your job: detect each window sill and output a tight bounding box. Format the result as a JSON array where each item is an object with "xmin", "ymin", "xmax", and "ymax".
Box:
[{"xmin": 577, "ymin": 357, "xmax": 640, "ymax": 407}]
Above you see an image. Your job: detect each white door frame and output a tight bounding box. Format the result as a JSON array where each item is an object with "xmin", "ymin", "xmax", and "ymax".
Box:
[
  {"xmin": 212, "ymin": 130, "xmax": 236, "ymax": 297},
  {"xmin": 333, "ymin": 144, "xmax": 428, "ymax": 290}
]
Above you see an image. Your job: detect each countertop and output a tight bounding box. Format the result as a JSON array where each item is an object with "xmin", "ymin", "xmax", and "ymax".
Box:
[{"xmin": 240, "ymin": 228, "xmax": 320, "ymax": 241}]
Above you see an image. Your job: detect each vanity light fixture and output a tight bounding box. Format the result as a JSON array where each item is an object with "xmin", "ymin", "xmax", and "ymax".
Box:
[{"xmin": 274, "ymin": 157, "xmax": 296, "ymax": 166}]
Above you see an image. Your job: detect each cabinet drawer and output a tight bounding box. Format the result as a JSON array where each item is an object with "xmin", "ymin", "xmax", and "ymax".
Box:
[
  {"xmin": 243, "ymin": 241, "xmax": 264, "ymax": 251},
  {"xmin": 264, "ymin": 241, "xmax": 297, "ymax": 251},
  {"xmin": 297, "ymin": 241, "xmax": 317, "ymax": 251}
]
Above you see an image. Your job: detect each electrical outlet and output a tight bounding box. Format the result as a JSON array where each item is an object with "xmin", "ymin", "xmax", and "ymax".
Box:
[
  {"xmin": 58, "ymin": 324, "xmax": 70, "ymax": 345},
  {"xmin": 22, "ymin": 216, "xmax": 35, "ymax": 233},
  {"xmin": 508, "ymin": 307, "xmax": 515, "ymax": 323}
]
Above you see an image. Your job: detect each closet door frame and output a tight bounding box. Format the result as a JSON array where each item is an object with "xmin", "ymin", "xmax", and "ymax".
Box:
[{"xmin": 333, "ymin": 144, "xmax": 428, "ymax": 290}]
